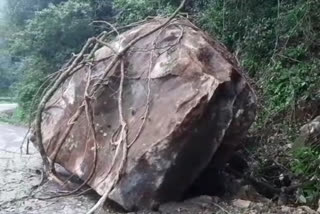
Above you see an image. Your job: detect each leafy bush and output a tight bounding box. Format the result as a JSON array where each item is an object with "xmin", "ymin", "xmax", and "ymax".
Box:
[
  {"xmin": 292, "ymin": 147, "xmax": 320, "ymax": 206},
  {"xmin": 196, "ymin": 0, "xmax": 320, "ymax": 117},
  {"xmin": 10, "ymin": 1, "xmax": 95, "ymax": 66},
  {"xmin": 196, "ymin": 0, "xmax": 320, "ymax": 206},
  {"xmin": 6, "ymin": 1, "xmax": 96, "ymax": 120},
  {"xmin": 265, "ymin": 60, "xmax": 320, "ymax": 114},
  {"xmin": 15, "ymin": 58, "xmax": 51, "ymax": 120},
  {"xmin": 114, "ymin": 0, "xmax": 176, "ymax": 24}
]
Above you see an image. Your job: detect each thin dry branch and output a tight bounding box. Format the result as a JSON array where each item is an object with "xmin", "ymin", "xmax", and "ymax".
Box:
[
  {"xmin": 87, "ymin": 1, "xmax": 186, "ymax": 213},
  {"xmin": 90, "ymin": 0, "xmax": 187, "ymax": 96},
  {"xmin": 95, "ymin": 16, "xmax": 157, "ymax": 38},
  {"xmin": 47, "ymin": 38, "xmax": 114, "ymax": 181},
  {"xmin": 81, "ymin": 65, "xmax": 99, "ymax": 191},
  {"xmin": 94, "ymin": 38, "xmax": 117, "ymax": 53},
  {"xmin": 34, "ymin": 33, "xmax": 107, "ymax": 179},
  {"xmin": 92, "ymin": 21, "xmax": 120, "ymax": 36},
  {"xmin": 86, "ymin": 60, "xmax": 128, "ymax": 214},
  {"xmin": 86, "ymin": 31, "xmax": 109, "ymax": 61},
  {"xmin": 128, "ymin": 23, "xmax": 184, "ymax": 148},
  {"xmin": 128, "ymin": 40, "xmax": 155, "ymax": 148},
  {"xmin": 40, "ymin": 32, "xmax": 113, "ymax": 193},
  {"xmin": 20, "ymin": 71, "xmax": 61, "ymax": 154},
  {"xmin": 36, "ymin": 66, "xmax": 99, "ymax": 200},
  {"xmin": 49, "ymin": 104, "xmax": 85, "ymax": 170},
  {"xmin": 31, "ymin": 0, "xmax": 186, "ymax": 209},
  {"xmin": 35, "ymin": 37, "xmax": 95, "ymax": 174}
]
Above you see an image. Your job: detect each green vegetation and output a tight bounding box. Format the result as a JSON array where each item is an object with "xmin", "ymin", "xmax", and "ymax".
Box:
[
  {"xmin": 0, "ymin": 0, "xmax": 114, "ymax": 120},
  {"xmin": 0, "ymin": 107, "xmax": 25, "ymax": 125},
  {"xmin": 0, "ymin": 0, "xmax": 319, "ymax": 206},
  {"xmin": 11, "ymin": 1, "xmax": 95, "ymax": 118},
  {"xmin": 292, "ymin": 147, "xmax": 320, "ymax": 206}
]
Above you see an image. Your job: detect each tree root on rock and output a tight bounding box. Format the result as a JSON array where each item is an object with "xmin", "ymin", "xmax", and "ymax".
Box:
[{"xmin": 30, "ymin": 0, "xmax": 187, "ymax": 213}]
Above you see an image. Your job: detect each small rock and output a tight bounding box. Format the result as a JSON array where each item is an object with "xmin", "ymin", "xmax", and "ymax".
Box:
[
  {"xmin": 235, "ymin": 185, "xmax": 270, "ymax": 203},
  {"xmin": 300, "ymin": 116, "xmax": 320, "ymax": 136},
  {"xmin": 286, "ymin": 143, "xmax": 293, "ymax": 149},
  {"xmin": 298, "ymin": 206, "xmax": 318, "ymax": 214},
  {"xmin": 297, "ymin": 116, "xmax": 320, "ymax": 148},
  {"xmin": 232, "ymin": 199, "xmax": 251, "ymax": 208},
  {"xmin": 256, "ymin": 202, "xmax": 264, "ymax": 207},
  {"xmin": 317, "ymin": 199, "xmax": 320, "ymax": 213},
  {"xmin": 281, "ymin": 206, "xmax": 291, "ymax": 213}
]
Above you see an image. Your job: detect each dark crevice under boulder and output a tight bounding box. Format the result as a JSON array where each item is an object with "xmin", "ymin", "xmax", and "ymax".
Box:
[{"xmin": 35, "ymin": 18, "xmax": 257, "ymax": 211}]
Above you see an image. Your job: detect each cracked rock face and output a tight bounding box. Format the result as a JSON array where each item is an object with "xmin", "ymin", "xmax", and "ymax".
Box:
[{"xmin": 36, "ymin": 18, "xmax": 257, "ymax": 211}]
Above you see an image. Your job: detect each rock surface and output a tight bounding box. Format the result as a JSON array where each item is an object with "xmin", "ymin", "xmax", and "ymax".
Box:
[
  {"xmin": 299, "ymin": 115, "xmax": 320, "ymax": 147},
  {"xmin": 232, "ymin": 199, "xmax": 252, "ymax": 208},
  {"xmin": 36, "ymin": 18, "xmax": 256, "ymax": 210}
]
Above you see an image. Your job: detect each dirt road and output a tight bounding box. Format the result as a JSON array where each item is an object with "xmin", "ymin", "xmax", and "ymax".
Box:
[
  {"xmin": 0, "ymin": 123, "xmax": 26, "ymax": 153},
  {"xmin": 0, "ymin": 104, "xmax": 99, "ymax": 214},
  {"xmin": 0, "ymin": 104, "xmax": 18, "ymax": 113}
]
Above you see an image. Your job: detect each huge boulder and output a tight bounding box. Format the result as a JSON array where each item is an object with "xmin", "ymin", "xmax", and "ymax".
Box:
[{"xmin": 37, "ymin": 18, "xmax": 256, "ymax": 211}]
